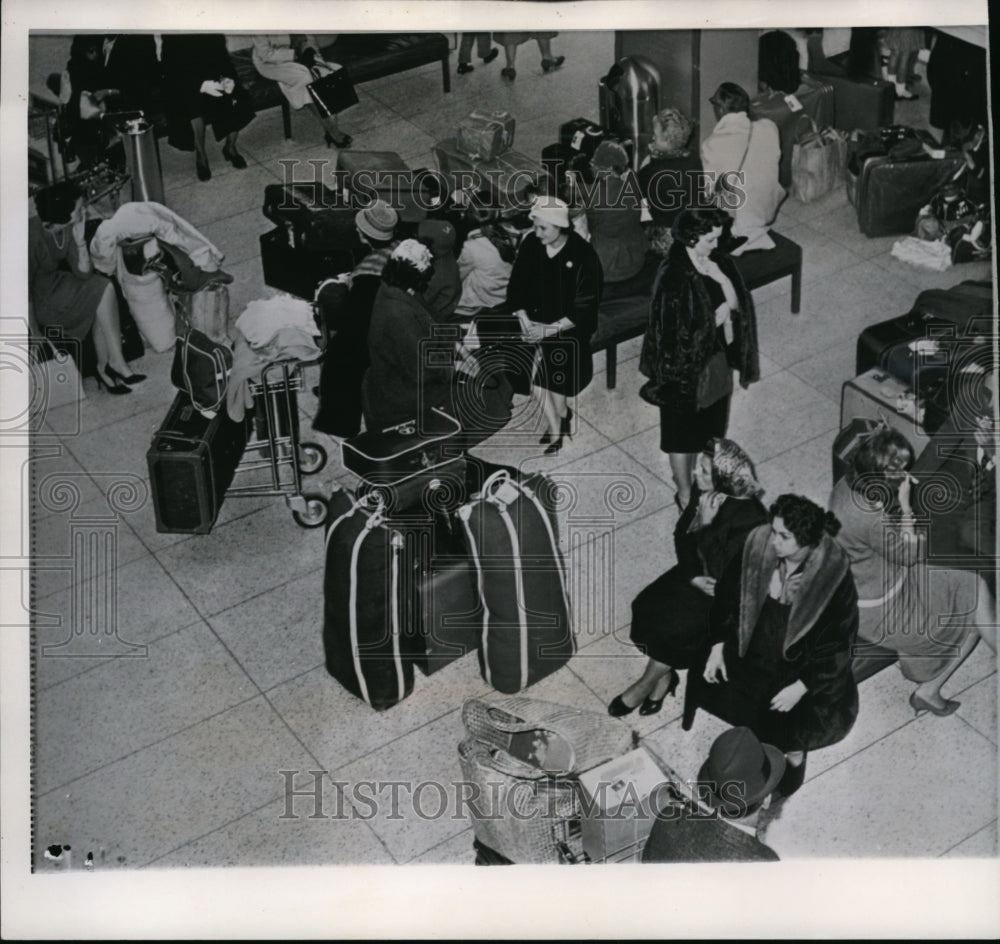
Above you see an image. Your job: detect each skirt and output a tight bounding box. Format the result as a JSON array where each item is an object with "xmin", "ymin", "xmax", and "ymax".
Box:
[
  {"xmin": 533, "ymin": 334, "xmax": 593, "ymax": 397},
  {"xmin": 659, "ymin": 395, "xmax": 730, "ymax": 454},
  {"xmin": 629, "ymin": 567, "xmax": 712, "ymax": 669},
  {"xmin": 493, "ymin": 32, "xmax": 559, "ymax": 47}
]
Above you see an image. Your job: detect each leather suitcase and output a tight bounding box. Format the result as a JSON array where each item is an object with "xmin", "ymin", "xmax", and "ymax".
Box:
[
  {"xmin": 457, "ymin": 469, "xmax": 573, "ymax": 694},
  {"xmin": 840, "ymin": 369, "xmax": 931, "ymax": 460},
  {"xmin": 853, "ymin": 151, "xmax": 966, "ymax": 237},
  {"xmin": 259, "ymin": 228, "xmax": 357, "ymax": 300},
  {"xmin": 559, "ymin": 117, "xmax": 605, "ymax": 159},
  {"xmin": 262, "ymin": 182, "xmax": 362, "ymax": 254},
  {"xmin": 750, "ymin": 75, "xmax": 835, "ymax": 190},
  {"xmin": 414, "ymin": 552, "xmax": 480, "ymax": 676},
  {"xmin": 817, "ymin": 72, "xmax": 895, "ymax": 132},
  {"xmin": 322, "ymin": 491, "xmax": 422, "ymax": 711},
  {"xmin": 146, "ymin": 391, "xmax": 251, "ymax": 534},
  {"xmin": 433, "ymin": 138, "xmax": 544, "ymax": 211},
  {"xmin": 338, "ymin": 150, "xmax": 430, "ymax": 224}
]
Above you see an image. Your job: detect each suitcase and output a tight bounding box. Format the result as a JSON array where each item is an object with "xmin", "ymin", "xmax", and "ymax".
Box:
[
  {"xmin": 259, "ymin": 228, "xmax": 357, "ymax": 300},
  {"xmin": 458, "ymin": 110, "xmax": 515, "ymax": 161},
  {"xmin": 322, "ymin": 491, "xmax": 423, "ymax": 710},
  {"xmin": 307, "ymin": 66, "xmax": 359, "ymax": 117},
  {"xmin": 559, "ymin": 117, "xmax": 606, "ymax": 159},
  {"xmin": 819, "ymin": 72, "xmax": 895, "ymax": 132},
  {"xmin": 840, "ymin": 369, "xmax": 931, "ymax": 460},
  {"xmin": 750, "ymin": 75, "xmax": 835, "ymax": 189},
  {"xmin": 174, "ymin": 283, "xmax": 231, "ymax": 342},
  {"xmin": 414, "ymin": 541, "xmax": 480, "ymax": 676},
  {"xmin": 262, "ymin": 182, "xmax": 362, "ymax": 254},
  {"xmin": 342, "ymin": 407, "xmax": 467, "ymax": 517},
  {"xmin": 831, "ymin": 416, "xmax": 886, "ymax": 484},
  {"xmin": 852, "ymin": 150, "xmax": 966, "ymax": 237},
  {"xmin": 433, "ymin": 139, "xmax": 544, "ymax": 212},
  {"xmin": 146, "ymin": 391, "xmax": 251, "ymax": 534},
  {"xmin": 338, "ymin": 150, "xmax": 429, "ymax": 224},
  {"xmin": 456, "ymin": 470, "xmax": 573, "ymax": 694}
]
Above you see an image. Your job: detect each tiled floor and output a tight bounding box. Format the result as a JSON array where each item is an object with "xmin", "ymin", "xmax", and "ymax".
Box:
[{"xmin": 29, "ymin": 30, "xmax": 997, "ymax": 875}]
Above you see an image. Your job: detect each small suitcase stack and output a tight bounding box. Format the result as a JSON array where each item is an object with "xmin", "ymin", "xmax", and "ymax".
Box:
[
  {"xmin": 147, "ymin": 391, "xmax": 252, "ymax": 534},
  {"xmin": 259, "ymin": 181, "xmax": 364, "ymax": 299},
  {"xmin": 840, "ymin": 368, "xmax": 931, "ymax": 459}
]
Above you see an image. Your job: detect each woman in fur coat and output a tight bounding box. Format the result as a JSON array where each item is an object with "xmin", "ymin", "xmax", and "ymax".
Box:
[{"xmin": 639, "ymin": 207, "xmax": 760, "ymax": 508}]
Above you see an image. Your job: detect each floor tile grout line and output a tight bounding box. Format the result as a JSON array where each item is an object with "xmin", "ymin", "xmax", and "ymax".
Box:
[
  {"xmin": 936, "ymin": 817, "xmax": 998, "ymax": 857},
  {"xmin": 954, "ymin": 712, "xmax": 999, "ymax": 748},
  {"xmin": 34, "ymin": 691, "xmax": 264, "ymax": 801},
  {"xmin": 405, "ymin": 824, "xmax": 473, "ymax": 864}
]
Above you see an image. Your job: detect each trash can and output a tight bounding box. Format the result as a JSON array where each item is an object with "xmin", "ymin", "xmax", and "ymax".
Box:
[
  {"xmin": 599, "ymin": 56, "xmax": 661, "ymax": 171},
  {"xmin": 119, "ymin": 117, "xmax": 165, "ymax": 205}
]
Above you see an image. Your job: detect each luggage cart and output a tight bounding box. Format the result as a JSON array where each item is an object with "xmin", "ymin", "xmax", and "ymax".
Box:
[{"xmin": 227, "ymin": 356, "xmax": 330, "ymax": 528}]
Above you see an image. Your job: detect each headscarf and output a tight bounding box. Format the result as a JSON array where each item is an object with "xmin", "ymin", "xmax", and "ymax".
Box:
[{"xmin": 690, "ymin": 438, "xmax": 763, "ymax": 531}]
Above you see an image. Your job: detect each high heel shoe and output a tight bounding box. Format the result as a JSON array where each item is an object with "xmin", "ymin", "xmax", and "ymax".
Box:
[
  {"xmin": 776, "ymin": 754, "xmax": 808, "ymax": 799},
  {"xmin": 104, "ymin": 365, "xmax": 146, "ymax": 386},
  {"xmin": 639, "ymin": 669, "xmax": 679, "ymax": 716},
  {"xmin": 95, "ymin": 366, "xmax": 131, "ymax": 395},
  {"xmin": 909, "ymin": 691, "xmax": 961, "ymax": 717},
  {"xmin": 608, "ymin": 694, "xmax": 639, "ymax": 718},
  {"xmin": 501, "ymin": 67, "xmax": 516, "ymax": 82},
  {"xmin": 221, "ymin": 145, "xmax": 247, "ymax": 169},
  {"xmin": 539, "ymin": 431, "xmax": 552, "ymax": 445},
  {"xmin": 325, "ymin": 131, "xmax": 353, "ymax": 149},
  {"xmin": 195, "ymin": 157, "xmax": 211, "ymax": 182},
  {"xmin": 543, "ymin": 434, "xmax": 563, "ymax": 456},
  {"xmin": 541, "ymin": 56, "xmax": 565, "ymax": 72}
]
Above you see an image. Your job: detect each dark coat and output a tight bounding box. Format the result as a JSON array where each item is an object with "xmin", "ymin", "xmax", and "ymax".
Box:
[
  {"xmin": 703, "ymin": 525, "xmax": 860, "ymax": 753},
  {"xmin": 642, "ymin": 806, "xmax": 779, "ymax": 863},
  {"xmin": 362, "ymin": 283, "xmax": 454, "ymax": 432},
  {"xmin": 639, "ymin": 239, "xmax": 759, "ymax": 412}
]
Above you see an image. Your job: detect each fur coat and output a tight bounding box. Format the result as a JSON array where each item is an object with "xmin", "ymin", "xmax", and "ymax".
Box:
[{"xmin": 639, "ymin": 239, "xmax": 760, "ymax": 411}]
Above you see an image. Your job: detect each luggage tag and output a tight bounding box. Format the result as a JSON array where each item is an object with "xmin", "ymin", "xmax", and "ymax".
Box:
[{"xmin": 784, "ymin": 94, "xmax": 803, "ymax": 112}]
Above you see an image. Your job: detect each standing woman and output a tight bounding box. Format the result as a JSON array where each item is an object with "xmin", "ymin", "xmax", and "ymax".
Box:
[
  {"xmin": 699, "ymin": 495, "xmax": 859, "ymax": 798},
  {"xmin": 161, "ymin": 34, "xmax": 256, "ymax": 182},
  {"xmin": 506, "ymin": 196, "xmax": 603, "ymax": 455},
  {"xmin": 639, "ymin": 207, "xmax": 759, "ymax": 509},
  {"xmin": 251, "ymin": 35, "xmax": 352, "ymax": 148}
]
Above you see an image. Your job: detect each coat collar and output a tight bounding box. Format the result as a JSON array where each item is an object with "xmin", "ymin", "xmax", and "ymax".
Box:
[{"xmin": 738, "ymin": 524, "xmax": 850, "ymax": 654}]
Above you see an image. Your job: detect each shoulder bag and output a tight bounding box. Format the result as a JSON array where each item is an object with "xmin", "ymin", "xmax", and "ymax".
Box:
[{"xmin": 170, "ymin": 328, "xmax": 233, "ymax": 414}]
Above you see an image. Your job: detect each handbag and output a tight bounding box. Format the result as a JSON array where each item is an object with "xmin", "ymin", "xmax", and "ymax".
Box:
[
  {"xmin": 170, "ymin": 328, "xmax": 233, "ymax": 414},
  {"xmin": 695, "ymin": 348, "xmax": 733, "ymax": 411},
  {"xmin": 790, "ymin": 115, "xmax": 847, "ymax": 204},
  {"xmin": 307, "ymin": 66, "xmax": 359, "ymax": 118}
]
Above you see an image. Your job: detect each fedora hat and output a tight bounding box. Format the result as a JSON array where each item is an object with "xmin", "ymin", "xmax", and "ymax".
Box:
[
  {"xmin": 355, "ymin": 201, "xmax": 399, "ymax": 242},
  {"xmin": 697, "ymin": 726, "xmax": 786, "ymax": 815}
]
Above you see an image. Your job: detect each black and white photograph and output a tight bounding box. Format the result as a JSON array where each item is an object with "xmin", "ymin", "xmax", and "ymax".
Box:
[{"xmin": 2, "ymin": 0, "xmax": 998, "ymax": 937}]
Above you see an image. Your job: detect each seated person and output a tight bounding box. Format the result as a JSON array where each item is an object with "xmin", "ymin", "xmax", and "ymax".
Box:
[
  {"xmin": 418, "ymin": 219, "xmax": 462, "ymax": 322},
  {"xmin": 642, "ymin": 726, "xmax": 783, "ymax": 863},
  {"xmin": 701, "ymin": 82, "xmax": 785, "ymax": 254},
  {"xmin": 313, "ymin": 201, "xmax": 399, "ymax": 438},
  {"xmin": 829, "ymin": 427, "xmax": 996, "ymax": 716},
  {"xmin": 700, "ymin": 495, "xmax": 859, "ymax": 800},
  {"xmin": 912, "ymin": 362, "xmax": 998, "ymax": 593},
  {"xmin": 362, "ymin": 239, "xmax": 453, "ymax": 433},
  {"xmin": 29, "ymin": 181, "xmax": 145, "ymax": 394},
  {"xmin": 584, "ymin": 140, "xmax": 647, "ymax": 284},
  {"xmin": 453, "ymin": 205, "xmax": 517, "ymax": 322},
  {"xmin": 637, "ymin": 106, "xmax": 704, "ymax": 242},
  {"xmin": 610, "ymin": 438, "xmax": 767, "ymax": 719},
  {"xmin": 757, "ymin": 29, "xmax": 802, "ymax": 94}
]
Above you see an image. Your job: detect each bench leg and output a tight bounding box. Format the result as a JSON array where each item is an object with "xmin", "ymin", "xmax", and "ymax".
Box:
[
  {"xmin": 790, "ymin": 263, "xmax": 802, "ymax": 314},
  {"xmin": 606, "ymin": 346, "xmax": 617, "ymax": 390},
  {"xmin": 441, "ymin": 55, "xmax": 451, "ymax": 93},
  {"xmin": 282, "ymin": 101, "xmax": 292, "ymax": 140}
]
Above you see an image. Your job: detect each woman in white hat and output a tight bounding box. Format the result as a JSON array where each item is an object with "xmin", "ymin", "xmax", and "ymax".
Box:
[{"xmin": 506, "ymin": 196, "xmax": 603, "ymax": 455}]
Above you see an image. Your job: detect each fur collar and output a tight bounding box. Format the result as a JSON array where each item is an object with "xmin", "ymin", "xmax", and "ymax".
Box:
[{"xmin": 738, "ymin": 524, "xmax": 851, "ymax": 655}]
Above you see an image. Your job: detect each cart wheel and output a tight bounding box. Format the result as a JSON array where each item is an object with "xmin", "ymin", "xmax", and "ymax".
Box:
[
  {"xmin": 299, "ymin": 442, "xmax": 328, "ymax": 475},
  {"xmin": 291, "ymin": 493, "xmax": 329, "ymax": 529}
]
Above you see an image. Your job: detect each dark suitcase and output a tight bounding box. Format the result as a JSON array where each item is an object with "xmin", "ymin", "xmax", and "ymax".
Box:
[
  {"xmin": 852, "ymin": 149, "xmax": 966, "ymax": 237},
  {"xmin": 338, "ymin": 150, "xmax": 429, "ymax": 225},
  {"xmin": 322, "ymin": 491, "xmax": 422, "ymax": 710},
  {"xmin": 262, "ymin": 182, "xmax": 362, "ymax": 254},
  {"xmin": 342, "ymin": 407, "xmax": 467, "ymax": 516},
  {"xmin": 414, "ymin": 549, "xmax": 480, "ymax": 676},
  {"xmin": 307, "ymin": 66, "xmax": 359, "ymax": 117},
  {"xmin": 559, "ymin": 117, "xmax": 606, "ymax": 159},
  {"xmin": 818, "ymin": 72, "xmax": 895, "ymax": 132},
  {"xmin": 146, "ymin": 391, "xmax": 251, "ymax": 534},
  {"xmin": 259, "ymin": 228, "xmax": 356, "ymax": 300},
  {"xmin": 457, "ymin": 469, "xmax": 573, "ymax": 694},
  {"xmin": 750, "ymin": 74, "xmax": 835, "ymax": 189}
]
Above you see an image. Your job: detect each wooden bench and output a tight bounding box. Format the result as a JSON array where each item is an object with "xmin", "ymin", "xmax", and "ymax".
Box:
[{"xmin": 592, "ymin": 230, "xmax": 803, "ymax": 389}]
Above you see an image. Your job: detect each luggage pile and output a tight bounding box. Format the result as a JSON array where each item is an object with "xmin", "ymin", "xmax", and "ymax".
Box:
[{"xmin": 324, "ymin": 420, "xmax": 575, "ymax": 710}]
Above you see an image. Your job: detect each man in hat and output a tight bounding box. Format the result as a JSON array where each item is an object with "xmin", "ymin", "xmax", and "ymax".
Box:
[
  {"xmin": 642, "ymin": 726, "xmax": 785, "ymax": 862},
  {"xmin": 417, "ymin": 218, "xmax": 461, "ymax": 321}
]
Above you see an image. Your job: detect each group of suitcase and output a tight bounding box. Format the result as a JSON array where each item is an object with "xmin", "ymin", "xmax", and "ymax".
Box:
[
  {"xmin": 323, "ymin": 419, "xmax": 575, "ymax": 711},
  {"xmin": 834, "ymin": 279, "xmax": 995, "ymax": 483}
]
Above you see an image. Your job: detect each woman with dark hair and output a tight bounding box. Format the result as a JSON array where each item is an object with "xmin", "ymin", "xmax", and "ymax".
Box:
[
  {"xmin": 362, "ymin": 239, "xmax": 452, "ymax": 432},
  {"xmin": 506, "ymin": 195, "xmax": 603, "ymax": 455},
  {"xmin": 161, "ymin": 34, "xmax": 256, "ymax": 182},
  {"xmin": 29, "ymin": 181, "xmax": 145, "ymax": 394},
  {"xmin": 454, "ymin": 204, "xmax": 517, "ymax": 320},
  {"xmin": 639, "ymin": 207, "xmax": 759, "ymax": 508},
  {"xmin": 829, "ymin": 428, "xmax": 996, "ymax": 715},
  {"xmin": 699, "ymin": 494, "xmax": 859, "ymax": 798},
  {"xmin": 609, "ymin": 438, "xmax": 767, "ymax": 717}
]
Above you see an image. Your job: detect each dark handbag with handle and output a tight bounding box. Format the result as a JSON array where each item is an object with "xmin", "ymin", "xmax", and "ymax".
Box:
[
  {"xmin": 170, "ymin": 328, "xmax": 233, "ymax": 414},
  {"xmin": 695, "ymin": 349, "xmax": 733, "ymax": 410},
  {"xmin": 307, "ymin": 66, "xmax": 359, "ymax": 118}
]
